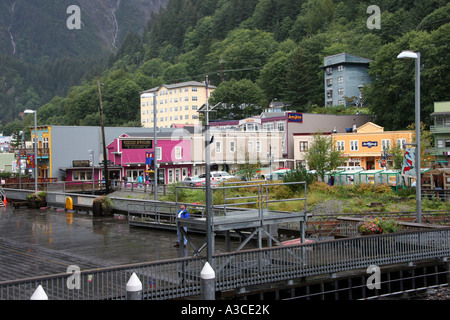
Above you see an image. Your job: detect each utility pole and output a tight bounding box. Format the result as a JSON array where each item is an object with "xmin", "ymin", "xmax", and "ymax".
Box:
[
  {"xmin": 198, "ymin": 76, "xmax": 221, "ymax": 265},
  {"xmin": 97, "ymin": 81, "xmax": 109, "ymax": 194}
]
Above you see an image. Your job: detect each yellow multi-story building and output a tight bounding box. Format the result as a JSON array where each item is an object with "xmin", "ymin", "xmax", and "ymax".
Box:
[
  {"xmin": 140, "ymin": 81, "xmax": 216, "ymax": 128},
  {"xmin": 332, "ymin": 122, "xmax": 413, "ymax": 170}
]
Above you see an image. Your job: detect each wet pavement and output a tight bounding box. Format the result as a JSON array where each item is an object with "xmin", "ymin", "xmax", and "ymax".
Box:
[{"xmin": 0, "ymin": 205, "xmax": 240, "ymax": 282}]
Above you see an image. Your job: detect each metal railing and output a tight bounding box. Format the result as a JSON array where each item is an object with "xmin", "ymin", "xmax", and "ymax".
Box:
[{"xmin": 1, "ymin": 228, "xmax": 449, "ymax": 300}]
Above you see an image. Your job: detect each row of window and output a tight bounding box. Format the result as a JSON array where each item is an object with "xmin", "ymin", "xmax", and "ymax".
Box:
[
  {"xmin": 325, "ymin": 65, "xmax": 344, "ymax": 75},
  {"xmin": 142, "ymin": 96, "xmax": 199, "ymax": 106},
  {"xmin": 157, "ymin": 87, "xmax": 199, "ymax": 96},
  {"xmin": 142, "ymin": 114, "xmax": 199, "ymax": 123},
  {"xmin": 436, "ymin": 139, "xmax": 450, "ymax": 148},
  {"xmin": 215, "ymin": 141, "xmax": 263, "ymax": 153},
  {"xmin": 142, "ymin": 105, "xmax": 198, "ymax": 115},
  {"xmin": 240, "ymin": 122, "xmax": 285, "ymax": 132}
]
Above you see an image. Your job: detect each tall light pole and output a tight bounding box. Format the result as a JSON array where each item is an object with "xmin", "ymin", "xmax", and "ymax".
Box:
[
  {"xmin": 24, "ymin": 109, "xmax": 38, "ymax": 193},
  {"xmin": 97, "ymin": 81, "xmax": 110, "ymax": 194},
  {"xmin": 153, "ymin": 92, "xmax": 158, "ymax": 201},
  {"xmin": 397, "ymin": 50, "xmax": 421, "ymax": 223}
]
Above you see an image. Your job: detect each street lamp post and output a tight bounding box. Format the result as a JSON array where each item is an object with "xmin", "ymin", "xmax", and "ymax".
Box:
[
  {"xmin": 97, "ymin": 81, "xmax": 109, "ymax": 194},
  {"xmin": 24, "ymin": 109, "xmax": 38, "ymax": 193},
  {"xmin": 397, "ymin": 50, "xmax": 421, "ymax": 223},
  {"xmin": 153, "ymin": 93, "xmax": 158, "ymax": 201}
]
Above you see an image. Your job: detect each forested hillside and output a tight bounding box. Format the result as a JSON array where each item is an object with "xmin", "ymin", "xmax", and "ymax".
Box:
[
  {"xmin": 0, "ymin": 0, "xmax": 166, "ymax": 131},
  {"xmin": 3, "ymin": 0, "xmax": 450, "ymax": 135}
]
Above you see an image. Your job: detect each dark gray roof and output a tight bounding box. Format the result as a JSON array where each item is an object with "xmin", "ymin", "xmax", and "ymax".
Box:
[{"xmin": 323, "ymin": 52, "xmax": 372, "ymax": 67}]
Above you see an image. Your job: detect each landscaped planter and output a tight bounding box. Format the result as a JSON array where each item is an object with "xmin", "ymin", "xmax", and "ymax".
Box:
[
  {"xmin": 26, "ymin": 192, "xmax": 47, "ymax": 209},
  {"xmin": 92, "ymin": 196, "xmax": 113, "ymax": 217}
]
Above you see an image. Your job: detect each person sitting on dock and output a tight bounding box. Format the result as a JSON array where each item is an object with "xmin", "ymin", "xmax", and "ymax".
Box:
[{"xmin": 174, "ymin": 204, "xmax": 189, "ymax": 248}]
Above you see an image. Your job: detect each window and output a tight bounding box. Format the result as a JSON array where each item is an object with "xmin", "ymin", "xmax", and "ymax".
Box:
[
  {"xmin": 338, "ymin": 76, "xmax": 344, "ymax": 83},
  {"xmin": 256, "ymin": 141, "xmax": 261, "ymax": 152},
  {"xmin": 338, "ymin": 100, "xmax": 345, "ymax": 106},
  {"xmin": 72, "ymin": 171, "xmax": 92, "ymax": 181},
  {"xmin": 192, "ymin": 96, "xmax": 198, "ymax": 101},
  {"xmin": 248, "ymin": 141, "xmax": 254, "ymax": 152},
  {"xmin": 327, "ymin": 90, "xmax": 333, "ymax": 99},
  {"xmin": 277, "ymin": 122, "xmax": 285, "ymax": 132},
  {"xmin": 326, "ymin": 78, "xmax": 333, "ymax": 86},
  {"xmin": 338, "ymin": 88, "xmax": 344, "ymax": 95},
  {"xmin": 336, "ymin": 141, "xmax": 345, "ymax": 151},
  {"xmin": 156, "ymin": 147, "xmax": 162, "ymax": 161},
  {"xmin": 350, "ymin": 140, "xmax": 359, "ymax": 151},
  {"xmin": 299, "ymin": 141, "xmax": 308, "ymax": 152},
  {"xmin": 397, "ymin": 139, "xmax": 406, "ymax": 150},
  {"xmin": 446, "ymin": 140, "xmax": 450, "ymax": 148},
  {"xmin": 230, "ymin": 141, "xmax": 235, "ymax": 152},
  {"xmin": 192, "ymin": 105, "xmax": 198, "ymax": 110},
  {"xmin": 326, "ymin": 67, "xmax": 332, "ymax": 75},
  {"xmin": 437, "ymin": 139, "xmax": 444, "ymax": 148},
  {"xmin": 175, "ymin": 146, "xmax": 182, "ymax": 159},
  {"xmin": 192, "ymin": 87, "xmax": 198, "ymax": 92},
  {"xmin": 215, "ymin": 141, "xmax": 221, "ymax": 153},
  {"xmin": 338, "ymin": 65, "xmax": 344, "ymax": 72},
  {"xmin": 263, "ymin": 123, "xmax": 274, "ymax": 131},
  {"xmin": 381, "ymin": 139, "xmax": 391, "ymax": 151}
]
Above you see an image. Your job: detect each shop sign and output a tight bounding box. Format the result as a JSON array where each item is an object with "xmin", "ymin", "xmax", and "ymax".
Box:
[
  {"xmin": 362, "ymin": 141, "xmax": 378, "ymax": 148},
  {"xmin": 122, "ymin": 139, "xmax": 153, "ymax": 149},
  {"xmin": 73, "ymin": 160, "xmax": 90, "ymax": 167},
  {"xmin": 287, "ymin": 113, "xmax": 303, "ymax": 122}
]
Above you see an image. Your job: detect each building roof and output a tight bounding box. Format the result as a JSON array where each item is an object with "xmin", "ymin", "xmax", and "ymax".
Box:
[
  {"xmin": 141, "ymin": 81, "xmax": 217, "ymax": 94},
  {"xmin": 323, "ymin": 52, "xmax": 372, "ymax": 67}
]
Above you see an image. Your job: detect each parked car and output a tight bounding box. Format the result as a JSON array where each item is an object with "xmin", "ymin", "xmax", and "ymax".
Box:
[
  {"xmin": 195, "ymin": 180, "xmax": 221, "ymax": 188},
  {"xmin": 210, "ymin": 171, "xmax": 236, "ymax": 181},
  {"xmin": 180, "ymin": 176, "xmax": 205, "ymax": 186}
]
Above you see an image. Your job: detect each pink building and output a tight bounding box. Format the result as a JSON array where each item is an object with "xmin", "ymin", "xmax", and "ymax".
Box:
[{"xmin": 107, "ymin": 132, "xmax": 193, "ymax": 185}]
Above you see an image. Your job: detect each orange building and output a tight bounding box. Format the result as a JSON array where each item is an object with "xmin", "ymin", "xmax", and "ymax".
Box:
[{"xmin": 332, "ymin": 122, "xmax": 413, "ymax": 170}]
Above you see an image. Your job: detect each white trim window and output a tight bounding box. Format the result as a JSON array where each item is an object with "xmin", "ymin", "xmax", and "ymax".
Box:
[
  {"xmin": 229, "ymin": 141, "xmax": 235, "ymax": 153},
  {"xmin": 215, "ymin": 141, "xmax": 221, "ymax": 153},
  {"xmin": 396, "ymin": 139, "xmax": 406, "ymax": 150},
  {"xmin": 175, "ymin": 146, "xmax": 182, "ymax": 159},
  {"xmin": 336, "ymin": 141, "xmax": 345, "ymax": 151},
  {"xmin": 350, "ymin": 140, "xmax": 359, "ymax": 151},
  {"xmin": 381, "ymin": 139, "xmax": 391, "ymax": 151}
]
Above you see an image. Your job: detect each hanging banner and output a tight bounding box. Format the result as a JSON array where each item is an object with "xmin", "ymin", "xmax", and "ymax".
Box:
[
  {"xmin": 145, "ymin": 152, "xmax": 154, "ymax": 172},
  {"xmin": 27, "ymin": 154, "xmax": 35, "ymax": 169},
  {"xmin": 401, "ymin": 147, "xmax": 416, "ymax": 177}
]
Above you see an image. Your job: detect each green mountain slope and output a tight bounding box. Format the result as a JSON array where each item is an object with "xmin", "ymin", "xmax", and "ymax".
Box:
[{"xmin": 3, "ymin": 0, "xmax": 450, "ymax": 135}]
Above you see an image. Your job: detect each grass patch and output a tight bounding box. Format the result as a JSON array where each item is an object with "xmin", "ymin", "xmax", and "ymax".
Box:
[{"xmin": 159, "ymin": 180, "xmax": 447, "ymax": 214}]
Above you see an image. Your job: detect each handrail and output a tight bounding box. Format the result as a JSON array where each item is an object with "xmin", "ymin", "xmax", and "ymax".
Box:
[{"xmin": 1, "ymin": 227, "xmax": 449, "ymax": 300}]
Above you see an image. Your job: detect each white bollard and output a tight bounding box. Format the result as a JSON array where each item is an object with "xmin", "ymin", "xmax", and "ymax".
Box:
[
  {"xmin": 30, "ymin": 285, "xmax": 48, "ymax": 300},
  {"xmin": 126, "ymin": 273, "xmax": 143, "ymax": 300},
  {"xmin": 200, "ymin": 262, "xmax": 215, "ymax": 300}
]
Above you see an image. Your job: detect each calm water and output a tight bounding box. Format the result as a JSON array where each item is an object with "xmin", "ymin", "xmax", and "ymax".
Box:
[{"xmin": 0, "ymin": 205, "xmax": 243, "ymax": 280}]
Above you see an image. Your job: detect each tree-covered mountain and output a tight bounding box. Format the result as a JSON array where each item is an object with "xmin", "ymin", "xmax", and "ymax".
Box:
[
  {"xmin": 3, "ymin": 0, "xmax": 450, "ymax": 135},
  {"xmin": 0, "ymin": 0, "xmax": 166, "ymax": 127}
]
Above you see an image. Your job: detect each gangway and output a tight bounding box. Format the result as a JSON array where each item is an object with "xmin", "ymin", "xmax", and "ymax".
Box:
[{"xmin": 175, "ymin": 181, "xmax": 308, "ymax": 256}]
